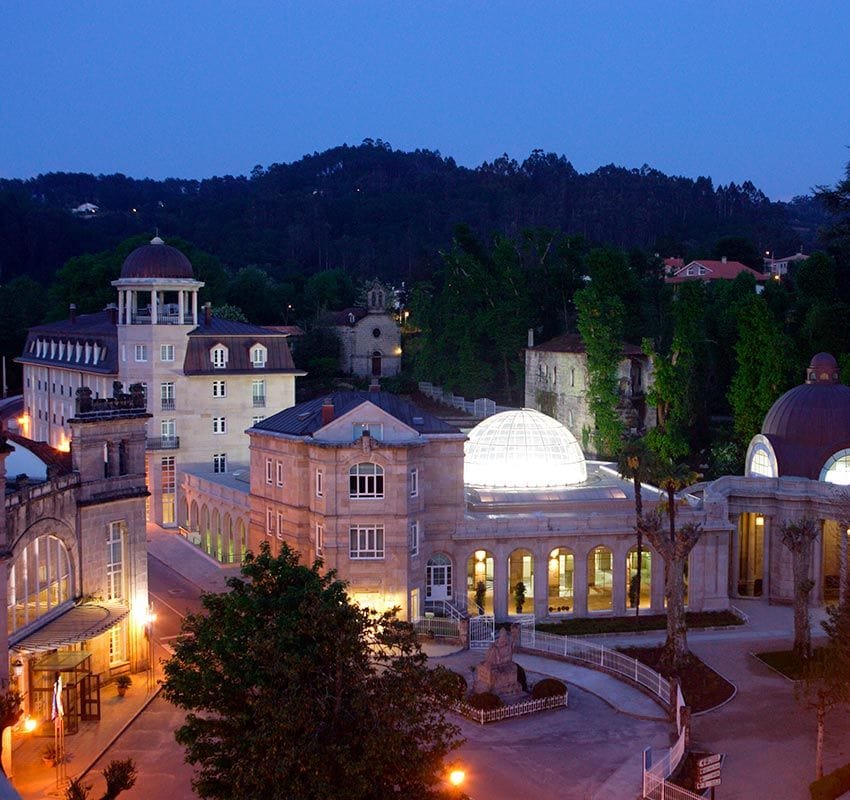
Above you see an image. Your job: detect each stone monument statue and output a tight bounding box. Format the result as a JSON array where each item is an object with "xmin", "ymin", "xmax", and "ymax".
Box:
[{"xmin": 473, "ymin": 628, "xmax": 523, "ymax": 699}]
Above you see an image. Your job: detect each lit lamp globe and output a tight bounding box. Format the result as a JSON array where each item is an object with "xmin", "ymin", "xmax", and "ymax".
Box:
[{"xmin": 464, "ymin": 408, "xmax": 587, "ymax": 489}]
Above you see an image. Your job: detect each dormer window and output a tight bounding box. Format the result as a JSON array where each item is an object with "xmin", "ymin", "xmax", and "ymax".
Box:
[
  {"xmin": 211, "ymin": 344, "xmax": 228, "ymax": 369},
  {"xmin": 251, "ymin": 344, "xmax": 267, "ymax": 368},
  {"xmin": 352, "ymin": 423, "xmax": 383, "ymax": 441}
]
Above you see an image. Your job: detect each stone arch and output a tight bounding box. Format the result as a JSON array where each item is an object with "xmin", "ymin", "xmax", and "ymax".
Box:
[
  {"xmin": 626, "ymin": 545, "xmax": 652, "ymax": 610},
  {"xmin": 201, "ymin": 505, "xmax": 210, "ymax": 554},
  {"xmin": 546, "ymin": 547, "xmax": 574, "ymax": 615},
  {"xmin": 587, "ymin": 545, "xmax": 614, "ymax": 612},
  {"xmin": 224, "ymin": 513, "xmax": 234, "ymax": 563},
  {"xmin": 190, "ymin": 500, "xmax": 199, "ymax": 530},
  {"xmin": 212, "ymin": 509, "xmax": 222, "ymax": 561},
  {"xmin": 467, "ymin": 549, "xmax": 495, "ymax": 615},
  {"xmin": 236, "ymin": 518, "xmax": 247, "ymax": 562},
  {"xmin": 507, "ymin": 548, "xmax": 534, "ymax": 614}
]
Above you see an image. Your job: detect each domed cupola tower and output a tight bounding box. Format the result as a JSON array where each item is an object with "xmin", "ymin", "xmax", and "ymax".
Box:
[
  {"xmin": 112, "ymin": 236, "xmax": 204, "ymax": 327},
  {"xmin": 746, "ymin": 353, "xmax": 850, "ymax": 482}
]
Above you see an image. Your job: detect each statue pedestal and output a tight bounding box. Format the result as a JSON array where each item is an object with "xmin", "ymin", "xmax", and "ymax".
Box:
[{"xmin": 473, "ymin": 628, "xmax": 523, "ymax": 699}]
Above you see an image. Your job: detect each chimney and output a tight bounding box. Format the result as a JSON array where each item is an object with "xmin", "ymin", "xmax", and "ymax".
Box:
[
  {"xmin": 69, "ymin": 304, "xmax": 77, "ymax": 324},
  {"xmin": 321, "ymin": 398, "xmax": 334, "ymax": 426},
  {"xmin": 106, "ymin": 303, "xmax": 118, "ymax": 325},
  {"xmin": 527, "ymin": 328, "xmax": 534, "ymax": 348},
  {"xmin": 369, "ymin": 378, "xmax": 380, "ymax": 393},
  {"xmin": 204, "ymin": 302, "xmax": 212, "ymax": 325},
  {"xmin": 721, "ymin": 256, "xmax": 727, "ymax": 264}
]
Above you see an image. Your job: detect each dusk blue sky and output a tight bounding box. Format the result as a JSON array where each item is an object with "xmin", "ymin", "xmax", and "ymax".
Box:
[{"xmin": 2, "ymin": 1, "xmax": 849, "ymax": 200}]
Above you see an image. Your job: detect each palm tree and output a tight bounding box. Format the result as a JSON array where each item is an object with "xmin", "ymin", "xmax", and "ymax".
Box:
[
  {"xmin": 617, "ymin": 437, "xmax": 660, "ymax": 616},
  {"xmin": 639, "ymin": 461, "xmax": 702, "ymax": 673}
]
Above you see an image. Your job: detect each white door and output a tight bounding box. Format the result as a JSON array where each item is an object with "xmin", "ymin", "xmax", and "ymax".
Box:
[{"xmin": 426, "ymin": 556, "xmax": 452, "ymax": 602}]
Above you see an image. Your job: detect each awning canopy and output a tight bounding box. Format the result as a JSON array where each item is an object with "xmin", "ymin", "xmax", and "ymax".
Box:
[{"xmin": 10, "ymin": 602, "xmax": 130, "ymax": 654}]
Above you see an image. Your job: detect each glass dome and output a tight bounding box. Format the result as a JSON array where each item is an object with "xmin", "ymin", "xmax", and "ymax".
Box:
[{"xmin": 464, "ymin": 408, "xmax": 587, "ymax": 488}]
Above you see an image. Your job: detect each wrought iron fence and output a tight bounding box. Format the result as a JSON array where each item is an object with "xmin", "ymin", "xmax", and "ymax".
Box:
[{"xmin": 453, "ymin": 692, "xmax": 568, "ymax": 725}]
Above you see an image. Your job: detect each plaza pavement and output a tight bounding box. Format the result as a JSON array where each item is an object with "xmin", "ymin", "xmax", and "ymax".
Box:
[{"xmin": 11, "ymin": 527, "xmax": 839, "ymax": 799}]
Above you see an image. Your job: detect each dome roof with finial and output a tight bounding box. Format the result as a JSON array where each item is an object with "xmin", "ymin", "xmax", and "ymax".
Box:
[
  {"xmin": 120, "ymin": 236, "xmax": 194, "ymax": 279},
  {"xmin": 758, "ymin": 353, "xmax": 850, "ymax": 479}
]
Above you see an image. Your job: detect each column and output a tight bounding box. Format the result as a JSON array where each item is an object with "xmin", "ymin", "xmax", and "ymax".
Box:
[
  {"xmin": 730, "ymin": 517, "xmax": 740, "ymax": 598},
  {"xmin": 192, "ymin": 292, "xmax": 198, "ymax": 325},
  {"xmin": 151, "ymin": 289, "xmax": 158, "ymax": 324},
  {"xmin": 762, "ymin": 515, "xmax": 772, "ymax": 599},
  {"xmin": 493, "ymin": 548, "xmax": 508, "ymax": 621},
  {"xmin": 178, "ymin": 290, "xmax": 185, "ymax": 324},
  {"xmin": 533, "ymin": 544, "xmax": 549, "ymax": 620},
  {"xmin": 813, "ymin": 519, "xmax": 824, "ymax": 605},
  {"xmin": 118, "ymin": 290, "xmax": 124, "ymax": 324},
  {"xmin": 572, "ymin": 547, "xmax": 588, "ymax": 616},
  {"xmin": 613, "ymin": 543, "xmax": 628, "ymax": 616}
]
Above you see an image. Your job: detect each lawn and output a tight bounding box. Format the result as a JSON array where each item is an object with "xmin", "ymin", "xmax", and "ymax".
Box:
[
  {"xmin": 536, "ymin": 609, "xmax": 744, "ymax": 637},
  {"xmin": 754, "ymin": 648, "xmax": 826, "ymax": 680}
]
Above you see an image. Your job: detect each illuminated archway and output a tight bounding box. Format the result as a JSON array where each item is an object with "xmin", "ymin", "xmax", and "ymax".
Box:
[
  {"xmin": 467, "ymin": 550, "xmax": 494, "ymax": 615},
  {"xmin": 626, "ymin": 546, "xmax": 651, "ymax": 609},
  {"xmin": 547, "ymin": 548, "xmax": 574, "ymax": 614},
  {"xmin": 8, "ymin": 534, "xmax": 73, "ymax": 634},
  {"xmin": 508, "ymin": 548, "xmax": 534, "ymax": 614},
  {"xmin": 587, "ymin": 546, "xmax": 613, "ymax": 612}
]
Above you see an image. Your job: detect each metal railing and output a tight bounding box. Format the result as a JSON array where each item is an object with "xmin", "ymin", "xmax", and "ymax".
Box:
[
  {"xmin": 424, "ymin": 598, "xmax": 465, "ymax": 622},
  {"xmin": 454, "ymin": 692, "xmax": 567, "ymax": 725},
  {"xmin": 252, "ymin": 397, "xmax": 266, "ymax": 408},
  {"xmin": 519, "ymin": 625, "xmax": 671, "ymax": 706},
  {"xmin": 146, "ymin": 436, "xmax": 180, "ymax": 450},
  {"xmin": 643, "ymin": 725, "xmax": 702, "ymax": 800},
  {"xmin": 413, "ymin": 617, "xmax": 460, "ymax": 639},
  {"xmin": 161, "ymin": 398, "xmax": 176, "ymax": 410}
]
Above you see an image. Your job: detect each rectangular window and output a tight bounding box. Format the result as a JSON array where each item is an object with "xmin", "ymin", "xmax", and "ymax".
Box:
[
  {"xmin": 276, "ymin": 460, "xmax": 284, "ymax": 487},
  {"xmin": 409, "ymin": 468, "xmax": 419, "ymax": 498},
  {"xmin": 213, "ymin": 452, "xmax": 227, "ymax": 473},
  {"xmin": 409, "ymin": 520, "xmax": 419, "ymax": 556},
  {"xmin": 161, "ymin": 456, "xmax": 176, "ymax": 524},
  {"xmin": 252, "ymin": 379, "xmax": 266, "ymax": 408},
  {"xmin": 316, "ymin": 468, "xmax": 324, "ymax": 498},
  {"xmin": 109, "ymin": 619, "xmax": 128, "ymax": 666},
  {"xmin": 276, "ymin": 511, "xmax": 284, "ymax": 540},
  {"xmin": 161, "ymin": 381, "xmax": 175, "ymax": 410},
  {"xmin": 349, "ymin": 525, "xmax": 384, "ymax": 559},
  {"xmin": 266, "ymin": 507, "xmax": 274, "ymax": 535},
  {"xmin": 160, "ymin": 344, "xmax": 175, "ymax": 362},
  {"xmin": 106, "ymin": 521, "xmax": 126, "ymax": 600},
  {"xmin": 349, "ymin": 463, "xmax": 384, "ymax": 499},
  {"xmin": 121, "ymin": 345, "xmax": 126, "ymax": 363},
  {"xmin": 252, "ymin": 347, "xmax": 267, "ymax": 368},
  {"xmin": 212, "ymin": 416, "xmax": 227, "ymax": 434},
  {"xmin": 352, "ymin": 423, "xmax": 383, "ymax": 441},
  {"xmin": 265, "ymin": 457, "xmax": 273, "ymax": 485},
  {"xmin": 316, "ymin": 523, "xmax": 324, "ymax": 557},
  {"xmin": 252, "ymin": 415, "xmax": 265, "ymax": 426},
  {"xmin": 134, "ymin": 344, "xmax": 147, "ymax": 362},
  {"xmin": 161, "ymin": 418, "xmax": 176, "ymax": 440},
  {"xmin": 212, "ymin": 346, "xmax": 228, "ymax": 369},
  {"xmin": 212, "ymin": 380, "xmax": 226, "ymax": 398}
]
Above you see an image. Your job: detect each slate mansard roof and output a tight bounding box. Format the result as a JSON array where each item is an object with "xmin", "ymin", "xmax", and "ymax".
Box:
[
  {"xmin": 253, "ymin": 391, "xmax": 461, "ymax": 437},
  {"xmin": 183, "ymin": 317, "xmax": 303, "ymax": 375},
  {"xmin": 17, "ymin": 311, "xmax": 119, "ymax": 375}
]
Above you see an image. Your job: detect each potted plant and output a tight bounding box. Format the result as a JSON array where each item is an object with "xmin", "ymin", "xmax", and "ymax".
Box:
[
  {"xmin": 42, "ymin": 742, "xmax": 61, "ymax": 767},
  {"xmin": 514, "ymin": 581, "xmax": 526, "ymax": 614},
  {"xmin": 474, "ymin": 581, "xmax": 487, "ymax": 615},
  {"xmin": 115, "ymin": 675, "xmax": 132, "ymax": 697}
]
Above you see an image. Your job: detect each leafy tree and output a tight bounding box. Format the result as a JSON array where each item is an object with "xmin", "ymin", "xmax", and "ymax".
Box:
[
  {"xmin": 303, "ymin": 269, "xmax": 357, "ymax": 315},
  {"xmin": 225, "ymin": 266, "xmax": 283, "ymax": 324},
  {"xmin": 617, "ymin": 437, "xmax": 661, "ymax": 616},
  {"xmin": 638, "ymin": 463, "xmax": 702, "ymax": 672},
  {"xmin": 162, "ymin": 542, "xmax": 462, "ymax": 800},
  {"xmin": 211, "ymin": 304, "xmax": 248, "ymax": 323},
  {"xmin": 65, "ymin": 759, "xmax": 137, "ymax": 800},
  {"xmin": 711, "ymin": 235, "xmax": 762, "ymax": 269},
  {"xmin": 781, "ymin": 517, "xmax": 819, "ymax": 661},
  {"xmin": 728, "ymin": 293, "xmax": 794, "ymax": 444},
  {"xmin": 0, "ymin": 276, "xmax": 49, "ymax": 393}
]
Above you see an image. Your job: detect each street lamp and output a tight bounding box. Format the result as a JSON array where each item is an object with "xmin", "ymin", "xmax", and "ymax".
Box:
[
  {"xmin": 448, "ymin": 767, "xmax": 465, "ymax": 788},
  {"xmin": 145, "ymin": 608, "xmax": 157, "ymax": 692}
]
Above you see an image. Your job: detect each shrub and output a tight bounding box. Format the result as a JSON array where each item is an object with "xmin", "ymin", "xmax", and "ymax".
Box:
[
  {"xmin": 532, "ymin": 678, "xmax": 567, "ymax": 699},
  {"xmin": 467, "ymin": 692, "xmax": 503, "ymax": 710},
  {"xmin": 115, "ymin": 675, "xmax": 132, "ymax": 689},
  {"xmin": 516, "ymin": 663, "xmax": 528, "ymax": 693},
  {"xmin": 811, "ymin": 760, "xmax": 850, "ymax": 800},
  {"xmin": 440, "ymin": 669, "xmax": 467, "ymax": 702}
]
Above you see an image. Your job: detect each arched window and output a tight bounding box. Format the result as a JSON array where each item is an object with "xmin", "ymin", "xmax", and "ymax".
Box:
[
  {"xmin": 821, "ymin": 449, "xmax": 850, "ymax": 485},
  {"xmin": 508, "ymin": 548, "xmax": 534, "ymax": 614},
  {"xmin": 8, "ymin": 534, "xmax": 73, "ymax": 634},
  {"xmin": 250, "ymin": 343, "xmax": 267, "ymax": 368},
  {"xmin": 587, "ymin": 546, "xmax": 613, "ymax": 612},
  {"xmin": 547, "ymin": 548, "xmax": 574, "ymax": 614},
  {"xmin": 626, "ymin": 546, "xmax": 651, "ymax": 610},
  {"xmin": 349, "ymin": 463, "xmax": 384, "ymax": 498},
  {"xmin": 749, "ymin": 445, "xmax": 775, "ymax": 477},
  {"xmin": 210, "ymin": 344, "xmax": 228, "ymax": 369},
  {"xmin": 467, "ymin": 550, "xmax": 494, "ymax": 615}
]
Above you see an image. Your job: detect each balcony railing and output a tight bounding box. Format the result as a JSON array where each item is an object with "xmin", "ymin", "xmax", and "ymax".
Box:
[
  {"xmin": 252, "ymin": 396, "xmax": 266, "ymax": 408},
  {"xmin": 161, "ymin": 398, "xmax": 176, "ymax": 411},
  {"xmin": 130, "ymin": 311, "xmax": 195, "ymax": 325},
  {"xmin": 146, "ymin": 436, "xmax": 180, "ymax": 450}
]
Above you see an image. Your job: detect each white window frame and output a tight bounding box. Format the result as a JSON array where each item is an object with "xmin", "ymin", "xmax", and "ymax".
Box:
[
  {"xmin": 252, "ymin": 415, "xmax": 265, "ymax": 426},
  {"xmin": 160, "ymin": 344, "xmax": 175, "ymax": 362},
  {"xmin": 212, "ymin": 416, "xmax": 227, "ymax": 434},
  {"xmin": 409, "ymin": 520, "xmax": 419, "ymax": 556},
  {"xmin": 213, "ymin": 452, "xmax": 227, "ymax": 473},
  {"xmin": 316, "ymin": 523, "xmax": 324, "ymax": 557},
  {"xmin": 106, "ymin": 521, "xmax": 126, "ymax": 601},
  {"xmin": 265, "ymin": 457, "xmax": 273, "ymax": 485},
  {"xmin": 349, "ymin": 462, "xmax": 384, "ymax": 499},
  {"xmin": 409, "ymin": 468, "xmax": 419, "ymax": 498},
  {"xmin": 251, "ymin": 344, "xmax": 268, "ymax": 368},
  {"xmin": 352, "ymin": 422, "xmax": 383, "ymax": 441},
  {"xmin": 211, "ymin": 345, "xmax": 228, "ymax": 369},
  {"xmin": 276, "ymin": 460, "xmax": 284, "ymax": 487},
  {"xmin": 316, "ymin": 468, "xmax": 324, "ymax": 498},
  {"xmin": 134, "ymin": 344, "xmax": 147, "ymax": 362},
  {"xmin": 349, "ymin": 524, "xmax": 384, "ymax": 559},
  {"xmin": 276, "ymin": 511, "xmax": 284, "ymax": 540},
  {"xmin": 266, "ymin": 507, "xmax": 274, "ymax": 535},
  {"xmin": 212, "ymin": 380, "xmax": 226, "ymax": 398}
]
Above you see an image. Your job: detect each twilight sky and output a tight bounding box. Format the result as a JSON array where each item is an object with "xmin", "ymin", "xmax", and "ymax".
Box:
[{"xmin": 2, "ymin": 1, "xmax": 849, "ymax": 200}]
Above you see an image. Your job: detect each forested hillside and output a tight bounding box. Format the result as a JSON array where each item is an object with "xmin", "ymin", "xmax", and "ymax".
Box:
[{"xmin": 0, "ymin": 140, "xmax": 825, "ymax": 286}]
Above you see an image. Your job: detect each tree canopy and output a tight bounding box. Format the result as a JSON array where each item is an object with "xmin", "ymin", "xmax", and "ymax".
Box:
[{"xmin": 161, "ymin": 542, "xmax": 463, "ymax": 800}]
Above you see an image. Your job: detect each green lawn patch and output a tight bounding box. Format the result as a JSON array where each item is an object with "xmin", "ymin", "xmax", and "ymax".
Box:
[
  {"xmin": 536, "ymin": 610, "xmax": 743, "ymax": 637},
  {"xmin": 755, "ymin": 648, "xmax": 826, "ymax": 680}
]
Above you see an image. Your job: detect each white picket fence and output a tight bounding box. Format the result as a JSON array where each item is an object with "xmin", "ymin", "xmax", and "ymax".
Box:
[{"xmin": 454, "ymin": 692, "xmax": 568, "ymax": 725}]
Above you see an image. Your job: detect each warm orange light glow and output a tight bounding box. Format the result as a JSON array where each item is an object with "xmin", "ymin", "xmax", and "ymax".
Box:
[
  {"xmin": 475, "ymin": 550, "xmax": 486, "ymax": 563},
  {"xmin": 55, "ymin": 432, "xmax": 71, "ymax": 453},
  {"xmin": 22, "ymin": 716, "xmax": 37, "ymax": 733},
  {"xmin": 755, "ymin": 515, "xmax": 764, "ymax": 526},
  {"xmin": 448, "ymin": 768, "xmax": 465, "ymax": 787},
  {"xmin": 145, "ymin": 611, "xmax": 157, "ymax": 625}
]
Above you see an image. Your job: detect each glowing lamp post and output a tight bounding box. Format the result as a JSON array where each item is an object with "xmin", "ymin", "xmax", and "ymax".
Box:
[{"xmin": 145, "ymin": 608, "xmax": 157, "ymax": 692}]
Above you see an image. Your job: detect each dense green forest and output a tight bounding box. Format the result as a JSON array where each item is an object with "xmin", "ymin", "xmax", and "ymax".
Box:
[{"xmin": 0, "ymin": 140, "xmax": 826, "ymax": 287}]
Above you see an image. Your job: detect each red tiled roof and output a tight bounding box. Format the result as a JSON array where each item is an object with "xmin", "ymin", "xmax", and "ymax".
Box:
[{"xmin": 666, "ymin": 260, "xmax": 767, "ymax": 284}]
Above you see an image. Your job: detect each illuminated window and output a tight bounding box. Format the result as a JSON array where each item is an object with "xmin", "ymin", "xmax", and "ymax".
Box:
[
  {"xmin": 349, "ymin": 463, "xmax": 384, "ymax": 498},
  {"xmin": 8, "ymin": 535, "xmax": 73, "ymax": 634},
  {"xmin": 749, "ymin": 446, "xmax": 774, "ymax": 478},
  {"xmin": 106, "ymin": 521, "xmax": 126, "ymax": 600},
  {"xmin": 822, "ymin": 450, "xmax": 850, "ymax": 485}
]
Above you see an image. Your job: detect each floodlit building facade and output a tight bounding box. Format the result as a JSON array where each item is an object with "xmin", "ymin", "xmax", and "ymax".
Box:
[{"xmin": 17, "ymin": 237, "xmax": 303, "ymax": 527}]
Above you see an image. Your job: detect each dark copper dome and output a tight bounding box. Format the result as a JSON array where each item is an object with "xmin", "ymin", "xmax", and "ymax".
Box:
[
  {"xmin": 120, "ymin": 236, "xmax": 194, "ymax": 279},
  {"xmin": 761, "ymin": 353, "xmax": 850, "ymax": 479}
]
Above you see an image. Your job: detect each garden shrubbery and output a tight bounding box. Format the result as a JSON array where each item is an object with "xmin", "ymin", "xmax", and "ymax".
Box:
[
  {"xmin": 467, "ymin": 692, "xmax": 503, "ymax": 710},
  {"xmin": 531, "ymin": 678, "xmax": 567, "ymax": 699}
]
